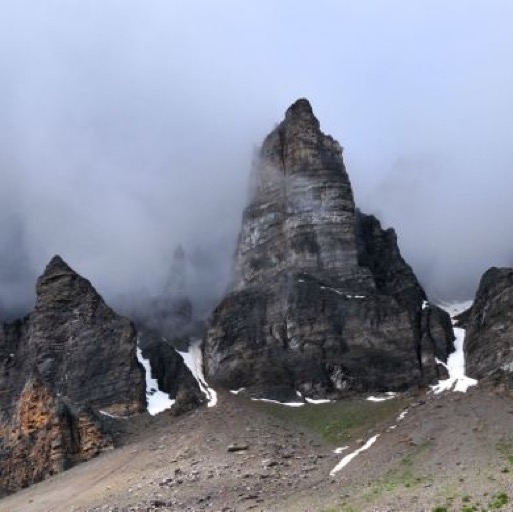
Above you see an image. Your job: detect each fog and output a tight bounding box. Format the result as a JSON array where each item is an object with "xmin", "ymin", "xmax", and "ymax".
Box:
[{"xmin": 1, "ymin": 1, "xmax": 513, "ymax": 319}]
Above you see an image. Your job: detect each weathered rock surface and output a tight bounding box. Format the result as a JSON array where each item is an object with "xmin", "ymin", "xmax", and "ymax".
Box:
[
  {"xmin": 0, "ymin": 255, "xmax": 146, "ymax": 492},
  {"xmin": 0, "ymin": 376, "xmax": 113, "ymax": 493},
  {"xmin": 465, "ymin": 267, "xmax": 513, "ymax": 383},
  {"xmin": 205, "ymin": 99, "xmax": 453, "ymax": 399}
]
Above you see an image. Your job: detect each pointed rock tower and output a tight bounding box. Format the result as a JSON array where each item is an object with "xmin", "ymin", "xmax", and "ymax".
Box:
[
  {"xmin": 205, "ymin": 99, "xmax": 453, "ymax": 399},
  {"xmin": 0, "ymin": 255, "xmax": 145, "ymax": 493}
]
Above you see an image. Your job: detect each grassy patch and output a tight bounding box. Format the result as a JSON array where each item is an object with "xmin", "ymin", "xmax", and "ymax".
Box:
[
  {"xmin": 249, "ymin": 397, "xmax": 407, "ymax": 444},
  {"xmin": 489, "ymin": 491, "xmax": 509, "ymax": 509}
]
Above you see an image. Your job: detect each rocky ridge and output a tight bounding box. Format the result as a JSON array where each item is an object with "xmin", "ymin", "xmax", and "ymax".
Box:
[{"xmin": 205, "ymin": 99, "xmax": 454, "ymax": 399}]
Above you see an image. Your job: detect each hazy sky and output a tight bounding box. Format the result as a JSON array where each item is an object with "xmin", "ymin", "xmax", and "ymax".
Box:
[{"xmin": 1, "ymin": 1, "xmax": 513, "ymax": 317}]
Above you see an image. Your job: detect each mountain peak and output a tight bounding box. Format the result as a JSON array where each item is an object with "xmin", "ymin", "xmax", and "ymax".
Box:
[
  {"xmin": 43, "ymin": 255, "xmax": 75, "ymax": 276},
  {"xmin": 284, "ymin": 98, "xmax": 319, "ymax": 128}
]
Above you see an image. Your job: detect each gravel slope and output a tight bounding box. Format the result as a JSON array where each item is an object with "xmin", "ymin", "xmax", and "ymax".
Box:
[{"xmin": 2, "ymin": 386, "xmax": 513, "ymax": 512}]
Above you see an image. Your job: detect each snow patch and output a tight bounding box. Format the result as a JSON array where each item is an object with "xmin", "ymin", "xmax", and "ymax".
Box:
[
  {"xmin": 176, "ymin": 339, "xmax": 218, "ymax": 407},
  {"xmin": 334, "ymin": 446, "xmax": 349, "ymax": 454},
  {"xmin": 230, "ymin": 388, "xmax": 246, "ymax": 395},
  {"xmin": 430, "ymin": 302, "xmax": 478, "ymax": 394},
  {"xmin": 320, "ymin": 285, "xmax": 365, "ymax": 299},
  {"xmin": 367, "ymin": 392, "xmax": 397, "ymax": 402},
  {"xmin": 250, "ymin": 398, "xmax": 305, "ymax": 407},
  {"xmin": 330, "ymin": 435, "xmax": 380, "ymax": 475},
  {"xmin": 305, "ymin": 397, "xmax": 333, "ymax": 404},
  {"xmin": 397, "ymin": 410, "xmax": 408, "ymax": 421},
  {"xmin": 422, "ymin": 300, "xmax": 429, "ymax": 310},
  {"xmin": 137, "ymin": 347, "xmax": 175, "ymax": 416},
  {"xmin": 501, "ymin": 362, "xmax": 513, "ymax": 373},
  {"xmin": 99, "ymin": 410, "xmax": 128, "ymax": 419},
  {"xmin": 438, "ymin": 300, "xmax": 473, "ymax": 318}
]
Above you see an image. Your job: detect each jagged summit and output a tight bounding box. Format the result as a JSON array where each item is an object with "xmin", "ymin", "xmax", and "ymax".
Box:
[
  {"xmin": 0, "ymin": 257, "xmax": 146, "ymax": 492},
  {"xmin": 41, "ymin": 254, "xmax": 75, "ymax": 276},
  {"xmin": 283, "ymin": 97, "xmax": 319, "ymax": 126},
  {"xmin": 237, "ymin": 100, "xmax": 357, "ymax": 288},
  {"xmin": 36, "ymin": 254, "xmax": 98, "ymax": 305}
]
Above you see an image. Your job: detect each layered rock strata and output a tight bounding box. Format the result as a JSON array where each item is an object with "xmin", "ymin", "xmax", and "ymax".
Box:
[
  {"xmin": 0, "ymin": 255, "xmax": 145, "ymax": 492},
  {"xmin": 465, "ymin": 267, "xmax": 513, "ymax": 383},
  {"xmin": 205, "ymin": 99, "xmax": 453, "ymax": 399}
]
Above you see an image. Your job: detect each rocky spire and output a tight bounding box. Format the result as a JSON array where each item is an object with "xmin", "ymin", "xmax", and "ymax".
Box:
[
  {"xmin": 235, "ymin": 97, "xmax": 367, "ymax": 290},
  {"xmin": 0, "ymin": 256, "xmax": 146, "ymax": 492},
  {"xmin": 164, "ymin": 245, "xmax": 187, "ymax": 296},
  {"xmin": 205, "ymin": 100, "xmax": 454, "ymax": 399}
]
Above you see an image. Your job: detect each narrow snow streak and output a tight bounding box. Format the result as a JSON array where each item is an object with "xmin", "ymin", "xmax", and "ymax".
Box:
[
  {"xmin": 250, "ymin": 398, "xmax": 305, "ymax": 407},
  {"xmin": 305, "ymin": 397, "xmax": 333, "ymax": 404},
  {"xmin": 367, "ymin": 392, "xmax": 397, "ymax": 402},
  {"xmin": 431, "ymin": 301, "xmax": 477, "ymax": 394},
  {"xmin": 177, "ymin": 339, "xmax": 218, "ymax": 407},
  {"xmin": 230, "ymin": 388, "xmax": 246, "ymax": 395},
  {"xmin": 136, "ymin": 347, "xmax": 175, "ymax": 415},
  {"xmin": 99, "ymin": 410, "xmax": 128, "ymax": 420},
  {"xmin": 397, "ymin": 409, "xmax": 408, "ymax": 421},
  {"xmin": 334, "ymin": 446, "xmax": 349, "ymax": 454},
  {"xmin": 330, "ymin": 435, "xmax": 380, "ymax": 475}
]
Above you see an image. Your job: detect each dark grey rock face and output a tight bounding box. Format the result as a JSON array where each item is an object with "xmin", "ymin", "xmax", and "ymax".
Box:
[
  {"xmin": 205, "ymin": 99, "xmax": 453, "ymax": 398},
  {"xmin": 465, "ymin": 267, "xmax": 513, "ymax": 382},
  {"xmin": 0, "ymin": 255, "xmax": 146, "ymax": 492}
]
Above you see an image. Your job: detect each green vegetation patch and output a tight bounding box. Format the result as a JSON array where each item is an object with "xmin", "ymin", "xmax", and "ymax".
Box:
[
  {"xmin": 489, "ymin": 491, "xmax": 509, "ymax": 509},
  {"xmin": 249, "ymin": 397, "xmax": 407, "ymax": 444}
]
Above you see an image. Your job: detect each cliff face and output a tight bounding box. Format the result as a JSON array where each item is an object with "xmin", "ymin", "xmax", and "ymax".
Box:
[
  {"xmin": 0, "ymin": 377, "xmax": 113, "ymax": 493},
  {"xmin": 465, "ymin": 267, "xmax": 513, "ymax": 384},
  {"xmin": 0, "ymin": 256, "xmax": 146, "ymax": 493},
  {"xmin": 205, "ymin": 99, "xmax": 453, "ymax": 399}
]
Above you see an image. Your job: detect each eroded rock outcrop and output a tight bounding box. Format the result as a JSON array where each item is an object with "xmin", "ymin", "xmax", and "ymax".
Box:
[
  {"xmin": 0, "ymin": 255, "xmax": 145, "ymax": 492},
  {"xmin": 205, "ymin": 99, "xmax": 453, "ymax": 399},
  {"xmin": 0, "ymin": 377, "xmax": 113, "ymax": 493},
  {"xmin": 465, "ymin": 267, "xmax": 513, "ymax": 384}
]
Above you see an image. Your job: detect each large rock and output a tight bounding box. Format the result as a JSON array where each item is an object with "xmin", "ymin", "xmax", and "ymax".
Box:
[
  {"xmin": 465, "ymin": 267, "xmax": 513, "ymax": 383},
  {"xmin": 0, "ymin": 255, "xmax": 146, "ymax": 492},
  {"xmin": 205, "ymin": 99, "xmax": 453, "ymax": 399}
]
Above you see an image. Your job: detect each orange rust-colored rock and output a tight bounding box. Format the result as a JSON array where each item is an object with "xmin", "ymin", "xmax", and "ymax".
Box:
[{"xmin": 0, "ymin": 377, "xmax": 113, "ymax": 493}]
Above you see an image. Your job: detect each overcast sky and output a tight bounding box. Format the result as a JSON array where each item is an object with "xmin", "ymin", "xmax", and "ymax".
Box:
[{"xmin": 1, "ymin": 1, "xmax": 513, "ymax": 317}]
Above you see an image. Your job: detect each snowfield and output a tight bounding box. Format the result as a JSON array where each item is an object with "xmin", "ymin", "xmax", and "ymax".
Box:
[
  {"xmin": 177, "ymin": 339, "xmax": 218, "ymax": 407},
  {"xmin": 431, "ymin": 301, "xmax": 477, "ymax": 394},
  {"xmin": 137, "ymin": 347, "xmax": 175, "ymax": 415}
]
